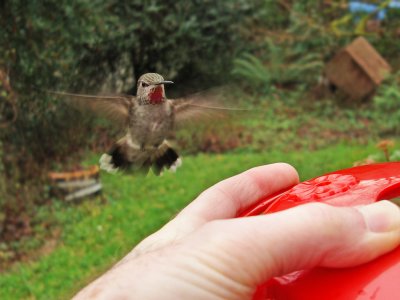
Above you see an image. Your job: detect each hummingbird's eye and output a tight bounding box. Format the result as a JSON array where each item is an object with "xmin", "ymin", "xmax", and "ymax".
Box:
[{"xmin": 141, "ymin": 82, "xmax": 149, "ymax": 88}]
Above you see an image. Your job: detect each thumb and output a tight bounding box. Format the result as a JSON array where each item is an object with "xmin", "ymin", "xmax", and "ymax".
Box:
[{"xmin": 190, "ymin": 201, "xmax": 400, "ymax": 289}]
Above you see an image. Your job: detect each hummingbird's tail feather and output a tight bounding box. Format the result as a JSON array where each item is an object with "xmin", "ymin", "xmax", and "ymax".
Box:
[
  {"xmin": 99, "ymin": 153, "xmax": 119, "ymax": 174},
  {"xmin": 99, "ymin": 142, "xmax": 145, "ymax": 173},
  {"xmin": 99, "ymin": 138, "xmax": 181, "ymax": 175},
  {"xmin": 152, "ymin": 146, "xmax": 181, "ymax": 175}
]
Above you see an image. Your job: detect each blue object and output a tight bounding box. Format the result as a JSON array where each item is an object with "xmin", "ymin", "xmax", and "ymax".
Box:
[
  {"xmin": 349, "ymin": 1, "xmax": 400, "ymax": 20},
  {"xmin": 389, "ymin": 0, "xmax": 400, "ymax": 8}
]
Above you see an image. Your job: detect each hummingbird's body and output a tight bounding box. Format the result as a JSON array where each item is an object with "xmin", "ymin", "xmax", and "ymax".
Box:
[
  {"xmin": 128, "ymin": 100, "xmax": 173, "ymax": 149},
  {"xmin": 100, "ymin": 73, "xmax": 180, "ymax": 174},
  {"xmin": 52, "ymin": 72, "xmax": 240, "ymax": 175}
]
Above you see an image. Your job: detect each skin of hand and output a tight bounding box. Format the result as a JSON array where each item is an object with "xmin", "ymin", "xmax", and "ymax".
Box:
[{"xmin": 74, "ymin": 163, "xmax": 400, "ymax": 300}]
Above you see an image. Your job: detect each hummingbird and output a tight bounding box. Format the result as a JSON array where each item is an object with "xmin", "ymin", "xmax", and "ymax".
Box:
[{"xmin": 50, "ymin": 73, "xmax": 240, "ymax": 175}]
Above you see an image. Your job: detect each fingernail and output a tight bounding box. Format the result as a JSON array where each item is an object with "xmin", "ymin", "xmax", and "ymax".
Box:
[{"xmin": 357, "ymin": 201, "xmax": 400, "ymax": 233}]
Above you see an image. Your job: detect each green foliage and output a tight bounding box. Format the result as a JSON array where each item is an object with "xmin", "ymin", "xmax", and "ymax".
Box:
[
  {"xmin": 232, "ymin": 3, "xmax": 349, "ymax": 93},
  {"xmin": 250, "ymin": 0, "xmax": 290, "ymax": 29},
  {"xmin": 232, "ymin": 38, "xmax": 323, "ymax": 91},
  {"xmin": 373, "ymin": 73, "xmax": 400, "ymax": 134},
  {"xmin": 1, "ymin": 0, "xmax": 260, "ymax": 91},
  {"xmin": 232, "ymin": 53, "xmax": 272, "ymax": 87}
]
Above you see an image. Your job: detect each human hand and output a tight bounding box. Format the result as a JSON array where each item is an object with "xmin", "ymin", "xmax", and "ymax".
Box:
[{"xmin": 74, "ymin": 163, "xmax": 400, "ymax": 300}]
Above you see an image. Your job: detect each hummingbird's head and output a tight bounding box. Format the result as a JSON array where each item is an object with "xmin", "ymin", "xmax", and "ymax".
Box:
[{"xmin": 137, "ymin": 73, "xmax": 173, "ymax": 105}]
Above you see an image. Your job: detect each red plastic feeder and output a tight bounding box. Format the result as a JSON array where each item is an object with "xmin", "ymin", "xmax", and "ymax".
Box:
[{"xmin": 239, "ymin": 162, "xmax": 400, "ymax": 300}]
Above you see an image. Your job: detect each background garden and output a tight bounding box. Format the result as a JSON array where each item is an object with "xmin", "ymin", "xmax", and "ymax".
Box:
[{"xmin": 1, "ymin": 1, "xmax": 400, "ymax": 299}]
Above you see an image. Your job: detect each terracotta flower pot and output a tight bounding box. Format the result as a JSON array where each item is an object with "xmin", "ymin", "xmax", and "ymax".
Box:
[{"xmin": 48, "ymin": 165, "xmax": 101, "ymax": 201}]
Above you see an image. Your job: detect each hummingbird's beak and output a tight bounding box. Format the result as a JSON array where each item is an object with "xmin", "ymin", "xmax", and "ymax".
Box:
[{"xmin": 155, "ymin": 81, "xmax": 174, "ymax": 85}]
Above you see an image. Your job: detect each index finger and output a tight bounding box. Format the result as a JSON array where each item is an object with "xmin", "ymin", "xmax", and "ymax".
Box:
[
  {"xmin": 177, "ymin": 163, "xmax": 299, "ymax": 224},
  {"xmin": 130, "ymin": 163, "xmax": 299, "ymax": 258}
]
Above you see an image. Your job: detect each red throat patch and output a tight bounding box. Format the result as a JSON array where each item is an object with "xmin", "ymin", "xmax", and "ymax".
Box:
[{"xmin": 149, "ymin": 86, "xmax": 164, "ymax": 104}]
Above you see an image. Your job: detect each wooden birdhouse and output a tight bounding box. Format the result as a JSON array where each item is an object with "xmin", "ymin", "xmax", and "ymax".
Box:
[{"xmin": 325, "ymin": 37, "xmax": 391, "ymax": 100}]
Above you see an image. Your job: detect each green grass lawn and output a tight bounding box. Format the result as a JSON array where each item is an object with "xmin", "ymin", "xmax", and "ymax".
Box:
[{"xmin": 0, "ymin": 142, "xmax": 379, "ymax": 300}]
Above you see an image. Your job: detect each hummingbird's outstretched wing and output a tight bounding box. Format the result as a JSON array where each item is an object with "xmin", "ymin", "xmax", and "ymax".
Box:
[
  {"xmin": 170, "ymin": 90, "xmax": 247, "ymax": 127},
  {"xmin": 48, "ymin": 91, "xmax": 132, "ymax": 125}
]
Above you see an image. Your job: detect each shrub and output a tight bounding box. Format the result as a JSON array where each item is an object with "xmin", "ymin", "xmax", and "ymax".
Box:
[
  {"xmin": 373, "ymin": 72, "xmax": 400, "ymax": 135},
  {"xmin": 232, "ymin": 38, "xmax": 323, "ymax": 91}
]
